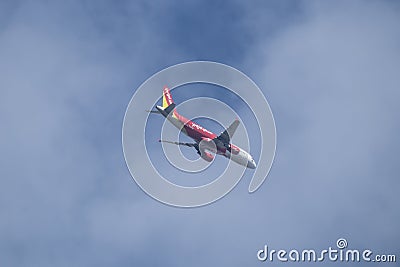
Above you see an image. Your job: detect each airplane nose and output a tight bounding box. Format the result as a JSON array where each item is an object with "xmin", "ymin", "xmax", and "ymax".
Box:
[{"xmin": 247, "ymin": 159, "xmax": 257, "ymax": 169}]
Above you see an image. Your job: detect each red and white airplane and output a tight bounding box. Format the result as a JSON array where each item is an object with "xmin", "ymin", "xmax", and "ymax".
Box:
[{"xmin": 150, "ymin": 86, "xmax": 257, "ymax": 169}]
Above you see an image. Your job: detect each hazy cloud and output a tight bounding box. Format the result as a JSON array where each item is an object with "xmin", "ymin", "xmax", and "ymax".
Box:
[{"xmin": 1, "ymin": 0, "xmax": 399, "ymax": 266}]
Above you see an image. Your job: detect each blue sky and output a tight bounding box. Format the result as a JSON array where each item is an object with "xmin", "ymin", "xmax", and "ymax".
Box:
[{"xmin": 1, "ymin": 0, "xmax": 399, "ymax": 266}]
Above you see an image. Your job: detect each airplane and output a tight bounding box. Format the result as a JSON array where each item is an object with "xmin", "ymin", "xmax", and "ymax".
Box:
[{"xmin": 148, "ymin": 86, "xmax": 257, "ymax": 169}]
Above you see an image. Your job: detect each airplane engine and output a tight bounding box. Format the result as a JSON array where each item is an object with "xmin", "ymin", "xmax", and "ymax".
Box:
[{"xmin": 199, "ymin": 150, "xmax": 214, "ymax": 162}]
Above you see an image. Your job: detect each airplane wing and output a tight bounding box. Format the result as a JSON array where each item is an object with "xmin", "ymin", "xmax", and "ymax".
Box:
[
  {"xmin": 159, "ymin": 139, "xmax": 203, "ymax": 156},
  {"xmin": 216, "ymin": 119, "xmax": 240, "ymax": 144},
  {"xmin": 159, "ymin": 139, "xmax": 198, "ymax": 148},
  {"xmin": 159, "ymin": 140, "xmax": 214, "ymax": 162}
]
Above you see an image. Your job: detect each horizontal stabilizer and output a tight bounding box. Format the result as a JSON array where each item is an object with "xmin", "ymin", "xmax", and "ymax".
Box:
[
  {"xmin": 146, "ymin": 110, "xmax": 161, "ymax": 114},
  {"xmin": 156, "ymin": 103, "xmax": 176, "ymax": 116}
]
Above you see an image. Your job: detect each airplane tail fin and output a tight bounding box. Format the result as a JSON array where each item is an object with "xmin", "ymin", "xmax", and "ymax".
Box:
[
  {"xmin": 162, "ymin": 86, "xmax": 174, "ymax": 108},
  {"xmin": 156, "ymin": 86, "xmax": 176, "ymax": 116}
]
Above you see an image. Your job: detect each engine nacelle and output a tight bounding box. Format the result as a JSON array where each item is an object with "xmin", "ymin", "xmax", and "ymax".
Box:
[{"xmin": 199, "ymin": 149, "xmax": 214, "ymax": 162}]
